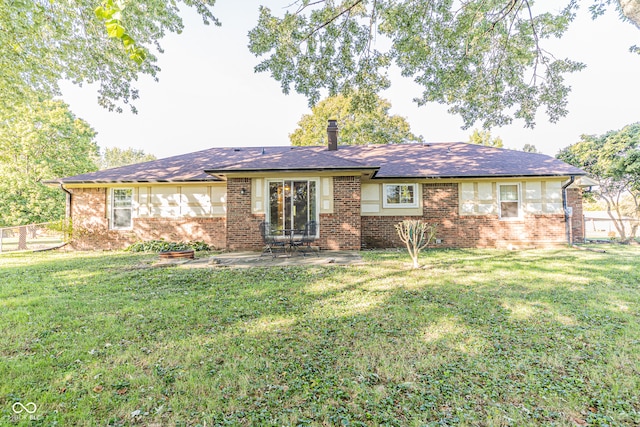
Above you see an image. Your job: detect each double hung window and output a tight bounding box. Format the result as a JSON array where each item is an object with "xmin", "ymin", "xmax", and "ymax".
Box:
[
  {"xmin": 111, "ymin": 188, "xmax": 133, "ymax": 229},
  {"xmin": 499, "ymin": 184, "xmax": 520, "ymax": 219}
]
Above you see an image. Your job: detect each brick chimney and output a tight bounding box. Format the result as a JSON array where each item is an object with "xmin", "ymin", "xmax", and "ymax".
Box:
[{"xmin": 327, "ymin": 119, "xmax": 338, "ymax": 151}]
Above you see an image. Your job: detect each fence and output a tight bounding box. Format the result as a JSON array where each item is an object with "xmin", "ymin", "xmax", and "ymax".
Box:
[
  {"xmin": 0, "ymin": 222, "xmax": 67, "ymax": 253},
  {"xmin": 584, "ymin": 216, "xmax": 638, "ymax": 239}
]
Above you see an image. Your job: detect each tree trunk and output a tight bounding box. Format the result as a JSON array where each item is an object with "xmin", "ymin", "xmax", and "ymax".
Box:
[{"xmin": 605, "ymin": 204, "xmax": 627, "ymax": 241}]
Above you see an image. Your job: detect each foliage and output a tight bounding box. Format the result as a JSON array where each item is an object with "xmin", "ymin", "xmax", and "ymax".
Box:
[
  {"xmin": 1, "ymin": 247, "xmax": 639, "ymax": 425},
  {"xmin": 0, "ymin": 0, "xmax": 218, "ymax": 114},
  {"xmin": 2, "ymin": 1, "xmax": 638, "ymax": 122},
  {"xmin": 126, "ymin": 239, "xmax": 211, "ymax": 253},
  {"xmin": 558, "ymin": 122, "xmax": 640, "ymax": 242},
  {"xmin": 290, "ymin": 94, "xmax": 422, "ymax": 146},
  {"xmin": 395, "ymin": 220, "xmax": 437, "ymax": 268},
  {"xmin": 467, "ymin": 129, "xmax": 504, "ymax": 148},
  {"xmin": 94, "ymin": 0, "xmax": 148, "ymax": 64},
  {"xmin": 46, "ymin": 217, "xmax": 75, "ymax": 243},
  {"xmin": 99, "ymin": 147, "xmax": 157, "ymax": 170},
  {"xmin": 0, "ymin": 98, "xmax": 99, "ymax": 227},
  {"xmin": 247, "ymin": 1, "xmax": 613, "ymax": 129},
  {"xmin": 522, "ymin": 143, "xmax": 541, "ymax": 153}
]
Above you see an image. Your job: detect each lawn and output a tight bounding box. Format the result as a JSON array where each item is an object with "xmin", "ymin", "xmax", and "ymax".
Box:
[{"xmin": 1, "ymin": 246, "xmax": 639, "ymax": 426}]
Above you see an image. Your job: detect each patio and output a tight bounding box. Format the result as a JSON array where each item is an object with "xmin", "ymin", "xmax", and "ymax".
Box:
[{"xmin": 156, "ymin": 250, "xmax": 365, "ymax": 269}]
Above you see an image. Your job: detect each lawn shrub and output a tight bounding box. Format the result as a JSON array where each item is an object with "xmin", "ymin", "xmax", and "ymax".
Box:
[{"xmin": 125, "ymin": 239, "xmax": 210, "ymax": 252}]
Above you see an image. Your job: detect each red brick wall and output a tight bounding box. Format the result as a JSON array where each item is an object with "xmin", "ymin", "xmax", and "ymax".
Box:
[
  {"xmin": 567, "ymin": 187, "xmax": 584, "ymax": 243},
  {"xmin": 69, "ymin": 187, "xmax": 226, "ymax": 250},
  {"xmin": 69, "ymin": 180, "xmax": 583, "ymax": 251},
  {"xmin": 69, "ymin": 187, "xmax": 124, "ymax": 250},
  {"xmin": 226, "ymin": 178, "xmax": 264, "ymax": 250},
  {"xmin": 318, "ymin": 176, "xmax": 361, "ymax": 250},
  {"xmin": 361, "ymin": 183, "xmax": 579, "ymax": 249},
  {"xmin": 133, "ymin": 218, "xmax": 226, "ymax": 248}
]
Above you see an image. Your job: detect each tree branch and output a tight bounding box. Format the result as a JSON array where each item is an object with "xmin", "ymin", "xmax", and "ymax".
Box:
[{"xmin": 304, "ymin": 0, "xmax": 364, "ymax": 40}]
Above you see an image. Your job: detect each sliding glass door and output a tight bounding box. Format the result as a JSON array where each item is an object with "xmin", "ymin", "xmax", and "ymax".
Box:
[{"xmin": 268, "ymin": 180, "xmax": 317, "ymax": 236}]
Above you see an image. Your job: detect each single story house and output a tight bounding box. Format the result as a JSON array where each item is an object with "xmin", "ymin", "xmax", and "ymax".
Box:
[{"xmin": 48, "ymin": 122, "xmax": 586, "ymax": 251}]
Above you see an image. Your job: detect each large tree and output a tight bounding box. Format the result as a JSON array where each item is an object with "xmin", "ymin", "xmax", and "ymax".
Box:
[
  {"xmin": 557, "ymin": 123, "xmax": 640, "ymax": 242},
  {"xmin": 99, "ymin": 147, "xmax": 157, "ymax": 170},
  {"xmin": 467, "ymin": 129, "xmax": 504, "ymax": 148},
  {"xmin": 0, "ymin": 0, "xmax": 218, "ymax": 113},
  {"xmin": 2, "ymin": 1, "xmax": 638, "ymax": 126},
  {"xmin": 0, "ymin": 98, "xmax": 99, "ymax": 226},
  {"xmin": 290, "ymin": 94, "xmax": 422, "ymax": 146},
  {"xmin": 249, "ymin": 1, "xmax": 640, "ymax": 130}
]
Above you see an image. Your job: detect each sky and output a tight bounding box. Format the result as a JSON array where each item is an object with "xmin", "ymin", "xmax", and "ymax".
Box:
[{"xmin": 60, "ymin": 1, "xmax": 640, "ymax": 159}]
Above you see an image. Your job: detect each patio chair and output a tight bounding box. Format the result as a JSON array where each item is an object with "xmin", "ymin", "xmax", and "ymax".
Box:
[
  {"xmin": 259, "ymin": 221, "xmax": 287, "ymax": 258},
  {"xmin": 290, "ymin": 220, "xmax": 318, "ymax": 257}
]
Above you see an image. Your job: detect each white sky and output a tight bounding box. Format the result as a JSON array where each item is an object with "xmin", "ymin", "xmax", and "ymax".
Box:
[{"xmin": 60, "ymin": 1, "xmax": 640, "ymax": 159}]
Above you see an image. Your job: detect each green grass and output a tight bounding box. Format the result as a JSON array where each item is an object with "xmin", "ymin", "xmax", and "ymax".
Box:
[{"xmin": 1, "ymin": 246, "xmax": 639, "ymax": 426}]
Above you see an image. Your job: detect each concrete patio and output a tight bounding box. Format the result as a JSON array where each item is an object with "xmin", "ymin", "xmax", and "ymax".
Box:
[{"xmin": 156, "ymin": 250, "xmax": 365, "ymax": 268}]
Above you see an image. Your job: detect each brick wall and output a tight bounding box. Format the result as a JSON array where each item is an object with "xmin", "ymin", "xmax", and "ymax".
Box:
[
  {"xmin": 69, "ymin": 179, "xmax": 584, "ymax": 251},
  {"xmin": 226, "ymin": 178, "xmax": 264, "ymax": 250},
  {"xmin": 69, "ymin": 187, "xmax": 226, "ymax": 250},
  {"xmin": 318, "ymin": 176, "xmax": 361, "ymax": 250},
  {"xmin": 70, "ymin": 187, "xmax": 114, "ymax": 250},
  {"xmin": 133, "ymin": 218, "xmax": 226, "ymax": 248},
  {"xmin": 566, "ymin": 187, "xmax": 584, "ymax": 243},
  {"xmin": 362, "ymin": 183, "xmax": 578, "ymax": 249}
]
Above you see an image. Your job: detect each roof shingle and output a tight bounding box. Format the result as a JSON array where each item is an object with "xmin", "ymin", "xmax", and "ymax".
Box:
[{"xmin": 49, "ymin": 143, "xmax": 584, "ymax": 184}]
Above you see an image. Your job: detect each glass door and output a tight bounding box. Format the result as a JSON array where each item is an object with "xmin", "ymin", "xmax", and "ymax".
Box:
[{"xmin": 268, "ymin": 180, "xmax": 317, "ymax": 236}]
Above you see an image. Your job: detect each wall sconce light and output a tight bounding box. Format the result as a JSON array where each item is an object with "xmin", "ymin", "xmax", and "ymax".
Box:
[{"xmin": 240, "ymin": 188, "xmax": 247, "ymax": 195}]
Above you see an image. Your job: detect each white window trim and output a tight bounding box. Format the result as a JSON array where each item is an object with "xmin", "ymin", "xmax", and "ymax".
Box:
[
  {"xmin": 498, "ymin": 183, "xmax": 522, "ymax": 220},
  {"xmin": 382, "ymin": 183, "xmax": 419, "ymax": 208},
  {"xmin": 110, "ymin": 188, "xmax": 134, "ymax": 230}
]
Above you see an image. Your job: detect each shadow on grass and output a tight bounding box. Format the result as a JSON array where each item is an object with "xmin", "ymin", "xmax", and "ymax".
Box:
[{"xmin": 0, "ymin": 247, "xmax": 638, "ymax": 426}]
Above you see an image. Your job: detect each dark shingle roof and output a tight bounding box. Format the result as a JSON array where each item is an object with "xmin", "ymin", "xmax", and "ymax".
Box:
[
  {"xmin": 49, "ymin": 143, "xmax": 584, "ymax": 184},
  {"xmin": 334, "ymin": 143, "xmax": 585, "ymax": 178}
]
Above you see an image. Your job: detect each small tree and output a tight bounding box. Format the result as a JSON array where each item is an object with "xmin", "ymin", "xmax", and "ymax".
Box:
[{"xmin": 395, "ymin": 220, "xmax": 438, "ymax": 269}]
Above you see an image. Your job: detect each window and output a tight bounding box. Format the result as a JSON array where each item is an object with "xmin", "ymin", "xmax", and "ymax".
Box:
[
  {"xmin": 111, "ymin": 188, "xmax": 133, "ymax": 229},
  {"xmin": 383, "ymin": 184, "xmax": 418, "ymax": 208},
  {"xmin": 267, "ymin": 180, "xmax": 317, "ymax": 236},
  {"xmin": 499, "ymin": 184, "xmax": 520, "ymax": 219}
]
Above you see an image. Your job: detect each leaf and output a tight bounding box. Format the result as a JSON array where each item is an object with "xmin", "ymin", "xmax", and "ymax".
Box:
[
  {"xmin": 129, "ymin": 47, "xmax": 147, "ymax": 65},
  {"xmin": 94, "ymin": 6, "xmax": 108, "ymax": 19},
  {"xmin": 105, "ymin": 21, "xmax": 125, "ymax": 39},
  {"xmin": 121, "ymin": 35, "xmax": 135, "ymax": 48},
  {"xmin": 93, "ymin": 385, "xmax": 104, "ymax": 393}
]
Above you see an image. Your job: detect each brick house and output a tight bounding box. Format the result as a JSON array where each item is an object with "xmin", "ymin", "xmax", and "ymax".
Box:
[{"xmin": 48, "ymin": 122, "xmax": 586, "ymax": 250}]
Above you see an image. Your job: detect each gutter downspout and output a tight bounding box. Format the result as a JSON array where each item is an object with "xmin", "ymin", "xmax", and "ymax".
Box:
[
  {"xmin": 562, "ymin": 176, "xmax": 576, "ymax": 245},
  {"xmin": 60, "ymin": 183, "xmax": 72, "ymax": 218},
  {"xmin": 60, "ymin": 184, "xmax": 72, "ymax": 242}
]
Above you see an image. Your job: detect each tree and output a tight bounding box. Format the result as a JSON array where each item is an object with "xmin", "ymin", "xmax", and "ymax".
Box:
[
  {"xmin": 249, "ymin": 1, "xmax": 639, "ymax": 130},
  {"xmin": 522, "ymin": 144, "xmax": 540, "ymax": 153},
  {"xmin": 557, "ymin": 123, "xmax": 640, "ymax": 242},
  {"xmin": 467, "ymin": 129, "xmax": 503, "ymax": 148},
  {"xmin": 395, "ymin": 220, "xmax": 437, "ymax": 269},
  {"xmin": 0, "ymin": 98, "xmax": 99, "ymax": 226},
  {"xmin": 99, "ymin": 147, "xmax": 157, "ymax": 170},
  {"xmin": 0, "ymin": 1, "xmax": 218, "ymax": 114},
  {"xmin": 290, "ymin": 94, "xmax": 422, "ymax": 146},
  {"xmin": 3, "ymin": 1, "xmax": 638, "ymax": 125}
]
